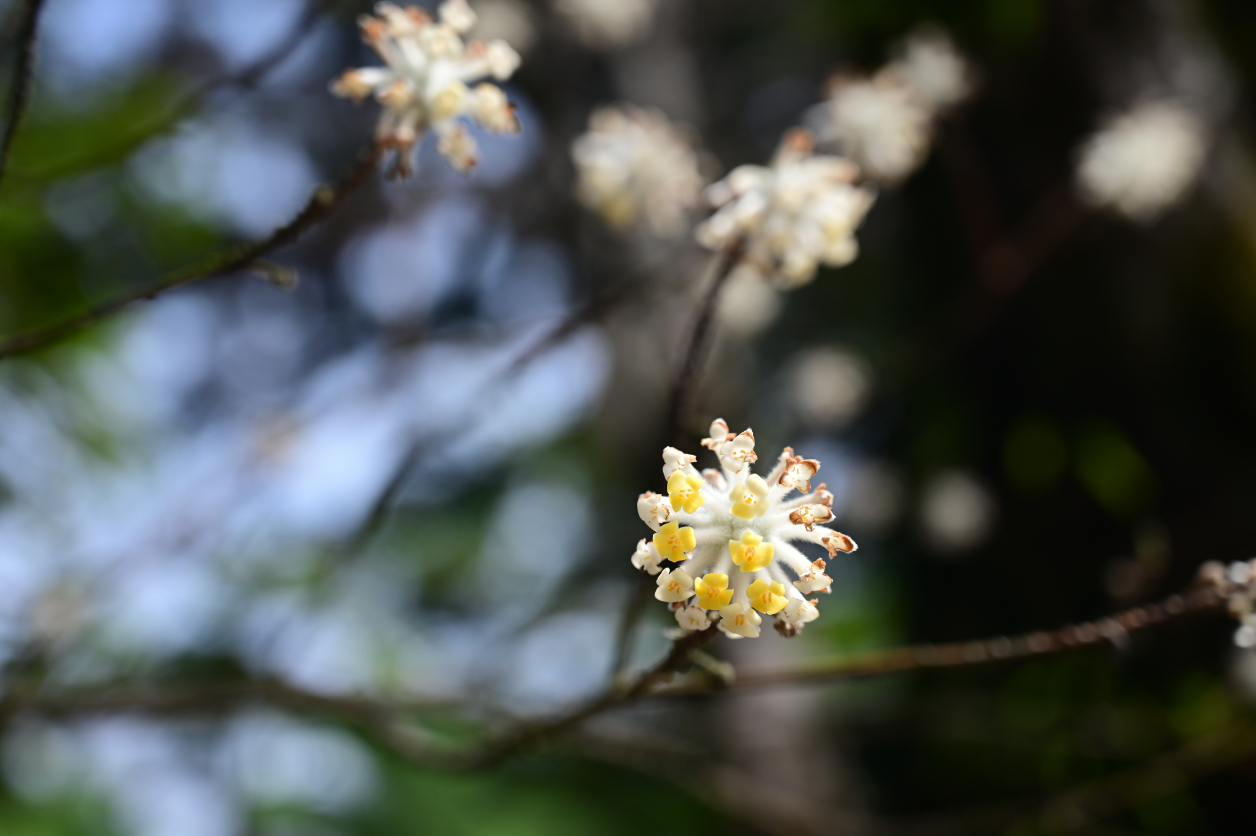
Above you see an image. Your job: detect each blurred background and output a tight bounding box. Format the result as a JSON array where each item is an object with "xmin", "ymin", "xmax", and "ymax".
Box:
[{"xmin": 1, "ymin": 0, "xmax": 1256, "ymax": 833}]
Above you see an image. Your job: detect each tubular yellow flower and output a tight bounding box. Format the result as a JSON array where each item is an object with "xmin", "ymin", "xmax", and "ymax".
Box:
[
  {"xmin": 729, "ymin": 531, "xmax": 774, "ymax": 573},
  {"xmin": 667, "ymin": 470, "xmax": 707, "ymax": 514},
  {"xmin": 729, "ymin": 474, "xmax": 770, "ymax": 519},
  {"xmin": 694, "ymin": 573, "xmax": 734, "ymax": 610},
  {"xmin": 652, "ymin": 520, "xmax": 696, "ymax": 562},
  {"xmin": 747, "ymin": 579, "xmax": 789, "ymax": 615}
]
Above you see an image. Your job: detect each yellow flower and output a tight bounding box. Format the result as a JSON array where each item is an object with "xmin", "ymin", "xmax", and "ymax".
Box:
[
  {"xmin": 728, "ymin": 530, "xmax": 774, "ymax": 572},
  {"xmin": 652, "ymin": 520, "xmax": 696, "ymax": 562},
  {"xmin": 667, "ymin": 470, "xmax": 706, "ymax": 513},
  {"xmin": 694, "ymin": 573, "xmax": 734, "ymax": 610},
  {"xmin": 747, "ymin": 579, "xmax": 789, "ymax": 615},
  {"xmin": 729, "ymin": 474, "xmax": 770, "ymax": 519}
]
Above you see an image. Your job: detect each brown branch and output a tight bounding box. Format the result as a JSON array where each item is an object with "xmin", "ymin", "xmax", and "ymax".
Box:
[
  {"xmin": 666, "ymin": 244, "xmax": 743, "ymax": 448},
  {"xmin": 8, "ymin": 0, "xmax": 344, "ymax": 186},
  {"xmin": 652, "ymin": 584, "xmax": 1228, "ymax": 697},
  {"xmin": 0, "ymin": 580, "xmax": 1237, "ymax": 777},
  {"xmin": 0, "ymin": 144, "xmax": 381, "ymax": 359},
  {"xmin": 0, "ymin": 0, "xmax": 46, "ymax": 190},
  {"xmin": 0, "ymin": 675, "xmax": 480, "ymax": 770},
  {"xmin": 610, "ymin": 245, "xmax": 743, "ymax": 679},
  {"xmin": 468, "ymin": 627, "xmax": 719, "ymax": 768}
]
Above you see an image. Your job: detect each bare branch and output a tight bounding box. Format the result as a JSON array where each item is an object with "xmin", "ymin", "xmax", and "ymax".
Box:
[
  {"xmin": 666, "ymin": 244, "xmax": 743, "ymax": 447},
  {"xmin": 0, "ymin": 579, "xmax": 1234, "ymax": 780},
  {"xmin": 471, "ymin": 627, "xmax": 719, "ymax": 768},
  {"xmin": 653, "ymin": 584, "xmax": 1228, "ymax": 697},
  {"xmin": 0, "ymin": 144, "xmax": 381, "ymax": 359},
  {"xmin": 1, "ymin": 675, "xmax": 480, "ymax": 771},
  {"xmin": 611, "ymin": 244, "xmax": 743, "ymax": 679},
  {"xmin": 0, "ymin": 0, "xmax": 46, "ymax": 190}
]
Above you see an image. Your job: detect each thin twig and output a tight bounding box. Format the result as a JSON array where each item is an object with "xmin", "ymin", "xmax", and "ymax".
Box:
[
  {"xmin": 0, "ymin": 145, "xmax": 381, "ymax": 359},
  {"xmin": 0, "ymin": 581, "xmax": 1236, "ymax": 776},
  {"xmin": 0, "ymin": 676, "xmax": 479, "ymax": 770},
  {"xmin": 610, "ymin": 245, "xmax": 743, "ymax": 679},
  {"xmin": 0, "ymin": 0, "xmax": 46, "ymax": 190},
  {"xmin": 6, "ymin": 0, "xmax": 345, "ymax": 186},
  {"xmin": 666, "ymin": 244, "xmax": 743, "ymax": 447},
  {"xmin": 468, "ymin": 627, "xmax": 718, "ymax": 768},
  {"xmin": 652, "ymin": 584, "xmax": 1227, "ymax": 697}
]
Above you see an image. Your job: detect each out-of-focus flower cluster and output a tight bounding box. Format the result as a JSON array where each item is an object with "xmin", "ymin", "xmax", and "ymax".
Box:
[
  {"xmin": 1075, "ymin": 99, "xmax": 1207, "ymax": 223},
  {"xmin": 331, "ymin": 0, "xmax": 523, "ymax": 176},
  {"xmin": 633, "ymin": 419, "xmax": 857, "ymax": 638},
  {"xmin": 568, "ymin": 27, "xmax": 974, "ymax": 289},
  {"xmin": 808, "ymin": 28, "xmax": 973, "ymax": 185},
  {"xmin": 696, "ymin": 129, "xmax": 877, "ymax": 288},
  {"xmin": 1200, "ymin": 559, "xmax": 1256, "ymax": 649},
  {"xmin": 571, "ymin": 104, "xmax": 707, "ymax": 239}
]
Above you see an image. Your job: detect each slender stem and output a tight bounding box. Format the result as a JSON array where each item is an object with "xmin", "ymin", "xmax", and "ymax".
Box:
[
  {"xmin": 472, "ymin": 627, "xmax": 718, "ymax": 768},
  {"xmin": 1, "ymin": 676, "xmax": 477, "ymax": 770},
  {"xmin": 0, "ymin": 0, "xmax": 46, "ymax": 191},
  {"xmin": 610, "ymin": 245, "xmax": 743, "ymax": 679},
  {"xmin": 666, "ymin": 244, "xmax": 743, "ymax": 447},
  {"xmin": 0, "ymin": 145, "xmax": 381, "ymax": 359},
  {"xmin": 652, "ymin": 584, "xmax": 1227, "ymax": 697},
  {"xmin": 7, "ymin": 0, "xmax": 344, "ymax": 187},
  {"xmin": 0, "ymin": 581, "xmax": 1236, "ymax": 775}
]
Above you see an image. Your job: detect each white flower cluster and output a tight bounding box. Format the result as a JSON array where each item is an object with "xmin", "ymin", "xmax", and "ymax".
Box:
[
  {"xmin": 572, "ymin": 104, "xmax": 707, "ymax": 239},
  {"xmin": 695, "ymin": 129, "xmax": 876, "ymax": 288},
  {"xmin": 555, "ymin": 0, "xmax": 656, "ymax": 48},
  {"xmin": 1075, "ymin": 99, "xmax": 1207, "ymax": 223},
  {"xmin": 632, "ymin": 419, "xmax": 858, "ymax": 639},
  {"xmin": 330, "ymin": 0, "xmax": 523, "ymax": 177},
  {"xmin": 809, "ymin": 28, "xmax": 972, "ymax": 185}
]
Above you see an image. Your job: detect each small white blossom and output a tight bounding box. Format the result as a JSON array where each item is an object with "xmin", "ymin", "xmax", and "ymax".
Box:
[
  {"xmin": 812, "ymin": 71, "xmax": 932, "ymax": 186},
  {"xmin": 655, "ymin": 567, "xmax": 695, "ymax": 602},
  {"xmin": 808, "ymin": 27, "xmax": 971, "ymax": 185},
  {"xmin": 794, "ymin": 558, "xmax": 833, "ymax": 595},
  {"xmin": 330, "ymin": 1, "xmax": 523, "ymax": 177},
  {"xmin": 700, "ymin": 418, "xmax": 732, "ymax": 453},
  {"xmin": 780, "ymin": 597, "xmax": 819, "ymax": 625},
  {"xmin": 779, "ymin": 455, "xmax": 820, "ymax": 494},
  {"xmin": 718, "ymin": 430, "xmax": 757, "ymax": 474},
  {"xmin": 636, "ymin": 491, "xmax": 671, "ymax": 531},
  {"xmin": 631, "ymin": 423, "xmax": 859, "ymax": 637},
  {"xmin": 572, "ymin": 104, "xmax": 708, "ymax": 239},
  {"xmin": 675, "ymin": 604, "xmax": 712, "ymax": 632},
  {"xmin": 632, "ymin": 537, "xmax": 666, "ymax": 575},
  {"xmin": 788, "ymin": 503, "xmax": 834, "ymax": 531},
  {"xmin": 696, "ymin": 129, "xmax": 876, "ymax": 288},
  {"xmin": 555, "ymin": 0, "xmax": 655, "ymax": 48},
  {"xmin": 890, "ymin": 28, "xmax": 973, "ymax": 112},
  {"xmin": 662, "ymin": 446, "xmax": 698, "ymax": 479},
  {"xmin": 1076, "ymin": 99, "xmax": 1207, "ymax": 223},
  {"xmin": 718, "ymin": 602, "xmax": 762, "ymax": 639}
]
